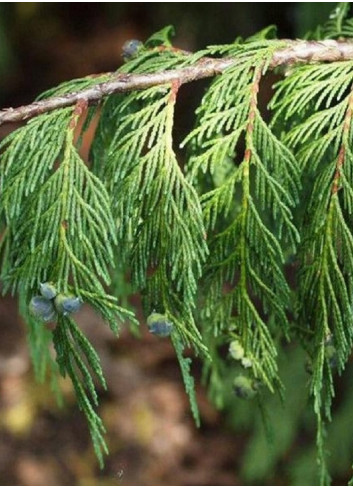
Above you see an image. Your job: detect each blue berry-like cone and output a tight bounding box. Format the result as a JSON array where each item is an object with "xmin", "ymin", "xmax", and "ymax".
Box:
[
  {"xmin": 147, "ymin": 312, "xmax": 173, "ymax": 337},
  {"xmin": 62, "ymin": 297, "xmax": 82, "ymax": 314},
  {"xmin": 122, "ymin": 39, "xmax": 143, "ymax": 60},
  {"xmin": 40, "ymin": 282, "xmax": 57, "ymax": 300},
  {"xmin": 54, "ymin": 294, "xmax": 82, "ymax": 316},
  {"xmin": 30, "ymin": 296, "xmax": 57, "ymax": 322}
]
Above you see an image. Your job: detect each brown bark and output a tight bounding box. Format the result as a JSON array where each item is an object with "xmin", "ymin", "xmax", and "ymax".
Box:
[{"xmin": 0, "ymin": 40, "xmax": 353, "ymax": 126}]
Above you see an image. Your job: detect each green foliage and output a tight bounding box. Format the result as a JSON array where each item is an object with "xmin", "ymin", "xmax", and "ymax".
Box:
[
  {"xmin": 3, "ymin": 7, "xmax": 353, "ymax": 482},
  {"xmin": 271, "ymin": 54, "xmax": 353, "ymax": 484},
  {"xmin": 20, "ymin": 294, "xmax": 63, "ymax": 406},
  {"xmin": 144, "ymin": 25, "xmax": 176, "ymax": 47},
  {"xmin": 53, "ymin": 316, "xmax": 108, "ymax": 467},
  {"xmin": 94, "ymin": 45, "xmax": 208, "ymax": 353},
  {"xmin": 172, "ymin": 332, "xmax": 200, "ymax": 427},
  {"xmin": 309, "ymin": 2, "xmax": 353, "ymax": 39},
  {"xmin": 183, "ymin": 37, "xmax": 300, "ymax": 398},
  {"xmin": 0, "ymin": 87, "xmax": 135, "ymax": 464}
]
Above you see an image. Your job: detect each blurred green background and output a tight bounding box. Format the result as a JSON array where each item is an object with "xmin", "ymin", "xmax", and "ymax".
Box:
[{"xmin": 1, "ymin": 3, "xmax": 352, "ymax": 486}]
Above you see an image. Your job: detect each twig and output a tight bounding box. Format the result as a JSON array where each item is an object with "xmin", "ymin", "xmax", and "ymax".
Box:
[{"xmin": 1, "ymin": 39, "xmax": 353, "ymax": 126}]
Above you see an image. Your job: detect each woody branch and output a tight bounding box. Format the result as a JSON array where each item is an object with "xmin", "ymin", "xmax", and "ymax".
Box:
[{"xmin": 1, "ymin": 39, "xmax": 353, "ymax": 126}]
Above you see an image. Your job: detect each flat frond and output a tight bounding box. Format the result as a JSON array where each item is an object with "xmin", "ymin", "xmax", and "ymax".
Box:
[
  {"xmin": 95, "ymin": 73, "xmax": 208, "ymax": 354},
  {"xmin": 53, "ymin": 316, "xmax": 108, "ymax": 467},
  {"xmin": 184, "ymin": 43, "xmax": 300, "ymax": 396},
  {"xmin": 273, "ymin": 56, "xmax": 353, "ymax": 482}
]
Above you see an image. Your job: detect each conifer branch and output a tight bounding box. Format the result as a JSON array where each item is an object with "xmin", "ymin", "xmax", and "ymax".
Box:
[
  {"xmin": 270, "ymin": 46, "xmax": 353, "ymax": 482},
  {"xmin": 332, "ymin": 82, "xmax": 353, "ymax": 193},
  {"xmin": 1, "ymin": 39, "xmax": 353, "ymax": 126},
  {"xmin": 3, "ymin": 16, "xmax": 353, "ymax": 479},
  {"xmin": 183, "ymin": 41, "xmax": 300, "ymax": 398}
]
